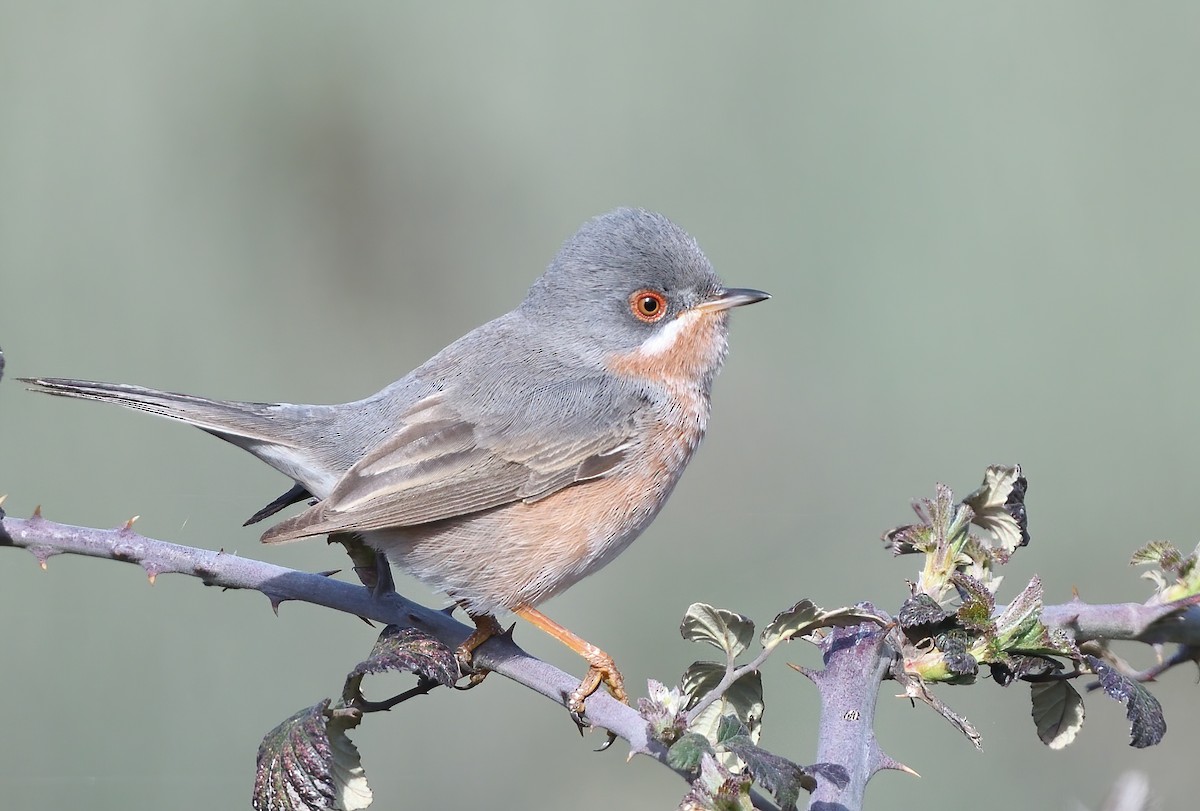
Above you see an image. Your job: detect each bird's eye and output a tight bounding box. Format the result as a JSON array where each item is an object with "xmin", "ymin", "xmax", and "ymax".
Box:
[{"xmin": 629, "ymin": 290, "xmax": 668, "ymax": 322}]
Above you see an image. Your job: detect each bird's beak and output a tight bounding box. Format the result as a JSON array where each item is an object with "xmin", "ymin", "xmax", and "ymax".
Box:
[{"xmin": 694, "ymin": 287, "xmax": 771, "ymax": 313}]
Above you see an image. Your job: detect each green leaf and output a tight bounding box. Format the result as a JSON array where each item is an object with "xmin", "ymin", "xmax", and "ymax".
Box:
[
  {"xmin": 944, "ymin": 650, "xmax": 979, "ymax": 679},
  {"xmin": 1131, "ymin": 541, "xmax": 1200, "ymax": 602},
  {"xmin": 897, "ymin": 593, "xmax": 951, "ymax": 629},
  {"xmin": 1130, "ymin": 540, "xmax": 1182, "ymax": 570},
  {"xmin": 343, "ymin": 626, "xmax": 458, "ymax": 704},
  {"xmin": 1085, "ymin": 655, "xmax": 1166, "ymax": 748},
  {"xmin": 951, "ymin": 573, "xmax": 996, "ymax": 632},
  {"xmin": 681, "ymin": 661, "xmax": 764, "ymax": 744},
  {"xmin": 668, "ymin": 732, "xmax": 715, "ymax": 771},
  {"xmin": 760, "ymin": 599, "xmax": 821, "ymax": 647},
  {"xmin": 1031, "ymin": 681, "xmax": 1085, "ymax": 750},
  {"xmin": 990, "ymin": 654, "xmax": 1062, "ymax": 686},
  {"xmin": 882, "ymin": 522, "xmax": 933, "ymax": 555},
  {"xmin": 253, "ymin": 700, "xmax": 372, "ymax": 811},
  {"xmin": 962, "ymin": 464, "xmax": 1029, "ymax": 555},
  {"xmin": 720, "ymin": 735, "xmax": 816, "ymax": 810},
  {"xmin": 992, "ymin": 575, "xmax": 1044, "ymax": 651},
  {"xmin": 681, "ymin": 603, "xmax": 756, "ymax": 660},
  {"xmin": 760, "ymin": 601, "xmax": 884, "ymax": 649}
]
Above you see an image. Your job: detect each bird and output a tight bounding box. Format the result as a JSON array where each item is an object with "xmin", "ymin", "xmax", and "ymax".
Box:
[{"xmin": 22, "ymin": 207, "xmax": 768, "ymax": 720}]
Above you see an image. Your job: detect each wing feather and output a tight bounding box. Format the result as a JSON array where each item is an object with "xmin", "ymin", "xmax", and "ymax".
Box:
[{"xmin": 260, "ymin": 389, "xmax": 637, "ymax": 543}]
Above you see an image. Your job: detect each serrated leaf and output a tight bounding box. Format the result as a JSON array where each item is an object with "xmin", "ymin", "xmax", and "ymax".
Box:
[
  {"xmin": 1085, "ymin": 655, "xmax": 1166, "ymax": 748},
  {"xmin": 990, "ymin": 654, "xmax": 1063, "ymax": 686},
  {"xmin": 897, "ymin": 594, "xmax": 950, "ymax": 629},
  {"xmin": 944, "ymin": 650, "xmax": 979, "ymax": 679},
  {"xmin": 1043, "ymin": 627, "xmax": 1081, "ymax": 660},
  {"xmin": 720, "ymin": 735, "xmax": 816, "ymax": 810},
  {"xmin": 326, "ymin": 713, "xmax": 372, "ymax": 810},
  {"xmin": 1031, "ymin": 681, "xmax": 1085, "ymax": 749},
  {"xmin": 962, "ymin": 464, "xmax": 1029, "ymax": 554},
  {"xmin": 668, "ymin": 733, "xmax": 715, "ymax": 771},
  {"xmin": 882, "ymin": 523, "xmax": 932, "ymax": 555},
  {"xmin": 253, "ymin": 700, "xmax": 372, "ymax": 811},
  {"xmin": 761, "ymin": 600, "xmax": 821, "ymax": 647},
  {"xmin": 681, "ymin": 661, "xmax": 764, "ymax": 745},
  {"xmin": 1130, "ymin": 541, "xmax": 1182, "ymax": 570},
  {"xmin": 952, "ymin": 573, "xmax": 996, "ymax": 632},
  {"xmin": 681, "ymin": 604, "xmax": 756, "ymax": 660},
  {"xmin": 760, "ymin": 602, "xmax": 884, "ymax": 649},
  {"xmin": 993, "ymin": 575, "xmax": 1044, "ymax": 650},
  {"xmin": 343, "ymin": 626, "xmax": 458, "ymax": 703}
]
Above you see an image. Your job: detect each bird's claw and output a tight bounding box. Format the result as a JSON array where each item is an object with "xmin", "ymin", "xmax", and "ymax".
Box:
[
  {"xmin": 453, "ymin": 611, "xmax": 503, "ymax": 687},
  {"xmin": 564, "ymin": 660, "xmax": 627, "ymax": 750}
]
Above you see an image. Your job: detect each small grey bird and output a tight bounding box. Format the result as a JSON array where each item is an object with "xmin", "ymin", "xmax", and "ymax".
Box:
[{"xmin": 23, "ymin": 207, "xmax": 769, "ymax": 716}]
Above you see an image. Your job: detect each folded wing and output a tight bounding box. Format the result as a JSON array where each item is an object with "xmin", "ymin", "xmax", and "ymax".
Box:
[{"xmin": 260, "ymin": 390, "xmax": 635, "ymax": 543}]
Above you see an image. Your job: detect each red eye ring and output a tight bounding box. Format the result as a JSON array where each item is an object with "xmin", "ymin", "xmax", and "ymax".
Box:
[{"xmin": 630, "ymin": 290, "xmax": 668, "ymax": 322}]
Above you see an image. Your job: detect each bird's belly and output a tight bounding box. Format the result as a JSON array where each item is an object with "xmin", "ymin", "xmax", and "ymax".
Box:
[{"xmin": 367, "ymin": 418, "xmax": 702, "ymax": 615}]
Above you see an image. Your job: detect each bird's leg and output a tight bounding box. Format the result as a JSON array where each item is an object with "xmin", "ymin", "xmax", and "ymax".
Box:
[
  {"xmin": 455, "ymin": 610, "xmax": 503, "ymax": 688},
  {"xmin": 327, "ymin": 532, "xmax": 394, "ymax": 596},
  {"xmin": 513, "ymin": 605, "xmax": 628, "ymax": 720}
]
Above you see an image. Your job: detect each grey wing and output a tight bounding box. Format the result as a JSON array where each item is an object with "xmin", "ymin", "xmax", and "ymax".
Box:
[{"xmin": 260, "ymin": 388, "xmax": 637, "ymax": 543}]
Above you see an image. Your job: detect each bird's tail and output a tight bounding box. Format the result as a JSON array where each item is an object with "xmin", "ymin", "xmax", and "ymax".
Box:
[{"xmin": 20, "ymin": 377, "xmax": 332, "ymax": 494}]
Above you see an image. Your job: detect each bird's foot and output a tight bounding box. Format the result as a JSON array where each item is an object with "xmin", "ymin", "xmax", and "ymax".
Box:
[
  {"xmin": 510, "ymin": 604, "xmax": 626, "ymax": 749},
  {"xmin": 567, "ymin": 644, "xmax": 629, "ymax": 721},
  {"xmin": 454, "ymin": 612, "xmax": 503, "ymax": 688},
  {"xmin": 567, "ymin": 645, "xmax": 627, "ymax": 749}
]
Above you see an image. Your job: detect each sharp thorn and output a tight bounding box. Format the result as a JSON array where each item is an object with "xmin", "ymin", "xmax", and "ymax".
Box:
[
  {"xmin": 268, "ymin": 596, "xmax": 284, "ymax": 616},
  {"xmin": 0, "ymin": 494, "xmax": 8, "ymax": 508},
  {"xmin": 146, "ymin": 572, "xmax": 157, "ymax": 585},
  {"xmin": 787, "ymin": 662, "xmax": 817, "ymax": 681},
  {"xmin": 122, "ymin": 515, "xmax": 140, "ymax": 531},
  {"xmin": 357, "ymin": 615, "xmax": 375, "ymax": 626},
  {"xmin": 878, "ymin": 756, "xmax": 920, "ymax": 777},
  {"xmin": 499, "ymin": 623, "xmax": 517, "ymax": 642},
  {"xmin": 316, "ymin": 569, "xmax": 340, "ymax": 577},
  {"xmin": 440, "ymin": 604, "xmax": 458, "ymax": 617},
  {"xmin": 32, "ymin": 505, "xmax": 42, "ymax": 519}
]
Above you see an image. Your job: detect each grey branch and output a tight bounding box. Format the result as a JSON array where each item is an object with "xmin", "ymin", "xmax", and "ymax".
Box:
[
  {"xmin": 0, "ymin": 511, "xmax": 780, "ymax": 810},
  {"xmin": 5, "ymin": 511, "xmax": 1200, "ymax": 811}
]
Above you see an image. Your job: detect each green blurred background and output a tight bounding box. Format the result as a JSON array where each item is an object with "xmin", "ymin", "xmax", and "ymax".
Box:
[{"xmin": 3, "ymin": 3, "xmax": 1199, "ymax": 809}]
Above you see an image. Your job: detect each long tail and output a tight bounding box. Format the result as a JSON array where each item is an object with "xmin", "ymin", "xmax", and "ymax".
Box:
[{"xmin": 20, "ymin": 377, "xmax": 335, "ymax": 497}]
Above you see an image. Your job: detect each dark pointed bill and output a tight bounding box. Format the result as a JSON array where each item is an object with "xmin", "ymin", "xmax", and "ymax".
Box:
[{"xmin": 696, "ymin": 287, "xmax": 771, "ymax": 313}]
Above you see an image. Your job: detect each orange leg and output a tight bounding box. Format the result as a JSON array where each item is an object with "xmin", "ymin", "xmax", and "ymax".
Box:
[
  {"xmin": 455, "ymin": 611, "xmax": 503, "ymax": 687},
  {"xmin": 514, "ymin": 605, "xmax": 629, "ymax": 717}
]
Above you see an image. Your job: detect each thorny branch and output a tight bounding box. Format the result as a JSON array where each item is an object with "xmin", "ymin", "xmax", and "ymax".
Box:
[
  {"xmin": 0, "ymin": 511, "xmax": 779, "ymax": 809},
  {"xmin": 4, "ymin": 507, "xmax": 1200, "ymax": 810}
]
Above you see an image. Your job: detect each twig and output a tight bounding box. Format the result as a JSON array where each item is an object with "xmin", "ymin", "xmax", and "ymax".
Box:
[{"xmin": 686, "ymin": 643, "xmax": 776, "ymax": 726}]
